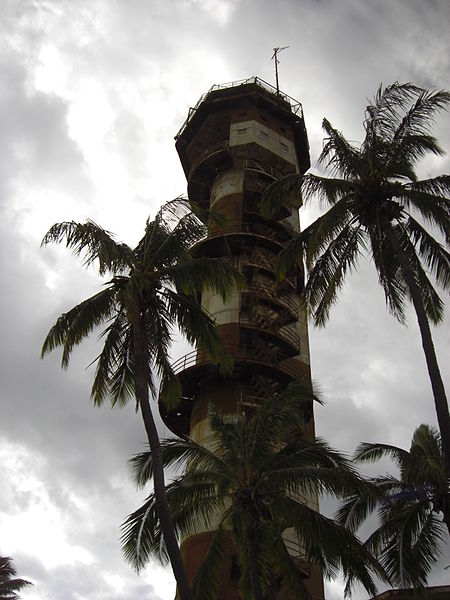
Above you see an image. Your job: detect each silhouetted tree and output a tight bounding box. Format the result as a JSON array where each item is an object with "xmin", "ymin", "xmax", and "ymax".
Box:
[
  {"xmin": 262, "ymin": 83, "xmax": 450, "ymax": 471},
  {"xmin": 41, "ymin": 198, "xmax": 239, "ymax": 600},
  {"xmin": 122, "ymin": 384, "xmax": 388, "ymax": 599}
]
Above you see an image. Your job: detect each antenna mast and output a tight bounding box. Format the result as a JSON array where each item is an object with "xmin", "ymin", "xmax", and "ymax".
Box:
[{"xmin": 271, "ymin": 46, "xmax": 289, "ymax": 94}]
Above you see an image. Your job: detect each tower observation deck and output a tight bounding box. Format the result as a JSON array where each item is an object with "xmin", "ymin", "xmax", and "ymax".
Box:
[{"xmin": 160, "ymin": 76, "xmax": 324, "ymax": 599}]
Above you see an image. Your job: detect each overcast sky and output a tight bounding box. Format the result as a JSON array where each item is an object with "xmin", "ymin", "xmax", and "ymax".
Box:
[{"xmin": 1, "ymin": 1, "xmax": 449, "ymax": 599}]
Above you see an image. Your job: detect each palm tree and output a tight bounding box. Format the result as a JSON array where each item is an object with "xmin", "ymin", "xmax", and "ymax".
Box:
[
  {"xmin": 0, "ymin": 556, "xmax": 32, "ymax": 599},
  {"xmin": 41, "ymin": 198, "xmax": 239, "ymax": 600},
  {"xmin": 262, "ymin": 82, "xmax": 450, "ymax": 472},
  {"xmin": 338, "ymin": 424, "xmax": 449, "ymax": 589},
  {"xmin": 121, "ymin": 383, "xmax": 388, "ymax": 599}
]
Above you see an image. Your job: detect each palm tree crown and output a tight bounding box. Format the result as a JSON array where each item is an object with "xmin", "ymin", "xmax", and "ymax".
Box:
[
  {"xmin": 41, "ymin": 198, "xmax": 235, "ymax": 406},
  {"xmin": 41, "ymin": 198, "xmax": 239, "ymax": 600},
  {"xmin": 262, "ymin": 82, "xmax": 450, "ymax": 471},
  {"xmin": 121, "ymin": 384, "xmax": 388, "ymax": 599},
  {"xmin": 338, "ymin": 424, "xmax": 449, "ymax": 589},
  {"xmin": 0, "ymin": 556, "xmax": 32, "ymax": 599}
]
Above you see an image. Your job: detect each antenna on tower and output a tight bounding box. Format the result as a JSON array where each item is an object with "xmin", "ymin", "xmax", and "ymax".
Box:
[{"xmin": 271, "ymin": 46, "xmax": 289, "ymax": 95}]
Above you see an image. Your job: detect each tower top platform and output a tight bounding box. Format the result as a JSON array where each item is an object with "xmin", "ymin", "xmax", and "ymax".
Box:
[
  {"xmin": 175, "ymin": 76, "xmax": 305, "ymax": 140},
  {"xmin": 175, "ymin": 76, "xmax": 310, "ymax": 177}
]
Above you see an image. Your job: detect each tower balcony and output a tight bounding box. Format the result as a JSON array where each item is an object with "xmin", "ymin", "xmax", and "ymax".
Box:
[
  {"xmin": 240, "ymin": 249, "xmax": 298, "ymax": 293},
  {"xmin": 175, "ymin": 77, "xmax": 310, "ymax": 179},
  {"xmin": 206, "ymin": 217, "xmax": 294, "ymax": 246},
  {"xmin": 159, "ymin": 345, "xmax": 310, "ymax": 436},
  {"xmin": 238, "ymin": 315, "xmax": 300, "ymax": 357},
  {"xmin": 176, "ymin": 77, "xmax": 305, "ymax": 141},
  {"xmin": 241, "ymin": 280, "xmax": 298, "ymax": 323}
]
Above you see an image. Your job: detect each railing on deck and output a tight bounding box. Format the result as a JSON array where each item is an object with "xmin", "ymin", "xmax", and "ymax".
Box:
[
  {"xmin": 239, "ymin": 315, "xmax": 300, "ymax": 353},
  {"xmin": 188, "ymin": 141, "xmax": 230, "ymax": 180},
  {"xmin": 204, "ymin": 219, "xmax": 293, "ymax": 246},
  {"xmin": 243, "ymin": 158, "xmax": 284, "ymax": 182},
  {"xmin": 171, "ymin": 346, "xmax": 305, "ymax": 381},
  {"xmin": 176, "ymin": 76, "xmax": 304, "ymax": 139},
  {"xmin": 243, "ymin": 280, "xmax": 298, "ymax": 318}
]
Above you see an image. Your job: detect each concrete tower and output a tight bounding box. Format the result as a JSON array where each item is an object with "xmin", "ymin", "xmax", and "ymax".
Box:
[{"xmin": 160, "ymin": 77, "xmax": 324, "ymax": 599}]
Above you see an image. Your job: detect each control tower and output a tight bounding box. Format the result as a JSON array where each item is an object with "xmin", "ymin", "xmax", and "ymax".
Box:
[{"xmin": 160, "ymin": 77, "xmax": 324, "ymax": 599}]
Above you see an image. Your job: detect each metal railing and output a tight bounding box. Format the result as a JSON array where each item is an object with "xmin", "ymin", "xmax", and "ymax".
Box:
[
  {"xmin": 204, "ymin": 219, "xmax": 293, "ymax": 246},
  {"xmin": 240, "ymin": 248, "xmax": 277, "ymax": 273},
  {"xmin": 188, "ymin": 140, "xmax": 230, "ymax": 181},
  {"xmin": 171, "ymin": 346, "xmax": 306, "ymax": 381},
  {"xmin": 175, "ymin": 76, "xmax": 304, "ymax": 139},
  {"xmin": 240, "ymin": 249, "xmax": 298, "ymax": 290},
  {"xmin": 243, "ymin": 159, "xmax": 284, "ymax": 182},
  {"xmin": 243, "ymin": 280, "xmax": 298, "ymax": 318},
  {"xmin": 239, "ymin": 315, "xmax": 300, "ymax": 352}
]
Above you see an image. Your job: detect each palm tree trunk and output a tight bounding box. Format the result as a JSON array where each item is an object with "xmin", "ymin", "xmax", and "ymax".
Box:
[
  {"xmin": 132, "ymin": 320, "xmax": 194, "ymax": 600},
  {"xmin": 442, "ymin": 509, "xmax": 450, "ymax": 536},
  {"xmin": 246, "ymin": 512, "xmax": 264, "ymax": 600},
  {"xmin": 440, "ymin": 491, "xmax": 450, "ymax": 536},
  {"xmin": 388, "ymin": 229, "xmax": 450, "ymax": 474}
]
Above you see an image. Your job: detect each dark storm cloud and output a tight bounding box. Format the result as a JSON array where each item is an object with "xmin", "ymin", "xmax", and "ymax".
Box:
[{"xmin": 0, "ymin": 214, "xmax": 158, "ymax": 588}]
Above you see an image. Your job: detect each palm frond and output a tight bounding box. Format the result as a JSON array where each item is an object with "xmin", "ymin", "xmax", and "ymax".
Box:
[
  {"xmin": 192, "ymin": 526, "xmax": 229, "ymax": 600},
  {"xmin": 411, "ymin": 424, "xmax": 441, "ymax": 457},
  {"xmin": 400, "ymin": 182, "xmax": 450, "ymax": 244},
  {"xmin": 128, "ymin": 450, "xmax": 155, "ymax": 488},
  {"xmin": 368, "ymin": 226, "xmax": 408, "ymax": 324},
  {"xmin": 247, "ymin": 383, "xmax": 312, "ymax": 459},
  {"xmin": 164, "ymin": 289, "xmax": 233, "ymax": 375},
  {"xmin": 319, "ymin": 118, "xmax": 362, "ymax": 178},
  {"xmin": 276, "ymin": 197, "xmax": 354, "ymax": 282},
  {"xmin": 89, "ymin": 312, "xmax": 133, "ymax": 406},
  {"xmin": 143, "ymin": 301, "xmax": 180, "ymax": 408},
  {"xmin": 121, "ymin": 494, "xmax": 166, "ymax": 570},
  {"xmin": 373, "ymin": 501, "xmax": 445, "ymax": 587},
  {"xmin": 404, "ymin": 216, "xmax": 450, "ymax": 290},
  {"xmin": 407, "ymin": 424, "xmax": 445, "ymax": 484},
  {"xmin": 166, "ymin": 256, "xmax": 242, "ymax": 300},
  {"xmin": 350, "ymin": 423, "xmax": 448, "ymax": 589},
  {"xmin": 259, "ymin": 174, "xmax": 303, "ymax": 217},
  {"xmin": 396, "ymin": 225, "xmax": 445, "ymax": 324},
  {"xmin": 41, "ymin": 286, "xmax": 117, "ymax": 368},
  {"xmin": 364, "ymin": 82, "xmax": 425, "ymax": 141},
  {"xmin": 406, "ymin": 174, "xmax": 450, "ymax": 198},
  {"xmin": 41, "ymin": 220, "xmax": 133, "ymax": 275},
  {"xmin": 108, "ymin": 325, "xmax": 136, "ymax": 407},
  {"xmin": 390, "ymin": 88, "xmax": 450, "ymax": 143},
  {"xmin": 0, "ymin": 556, "xmax": 32, "ymax": 598},
  {"xmin": 148, "ymin": 211, "xmax": 206, "ymax": 270},
  {"xmin": 269, "ymin": 537, "xmax": 310, "ymax": 600},
  {"xmin": 389, "ymin": 134, "xmax": 445, "ymax": 170},
  {"xmin": 121, "ymin": 481, "xmax": 224, "ymax": 572},
  {"xmin": 304, "ymin": 197, "xmax": 356, "ymax": 265},
  {"xmin": 161, "ymin": 436, "xmax": 234, "ymax": 485},
  {"xmin": 355, "ymin": 442, "xmax": 409, "ymax": 467},
  {"xmin": 304, "ymin": 223, "xmax": 365, "ymax": 326},
  {"xmin": 302, "ymin": 174, "xmax": 355, "ymax": 207},
  {"xmin": 336, "ymin": 477, "xmax": 397, "ymax": 532},
  {"xmin": 279, "ymin": 496, "xmax": 386, "ymax": 596}
]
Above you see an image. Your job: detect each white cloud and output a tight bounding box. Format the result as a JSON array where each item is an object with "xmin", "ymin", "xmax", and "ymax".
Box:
[{"xmin": 0, "ymin": 442, "xmax": 94, "ymax": 568}]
